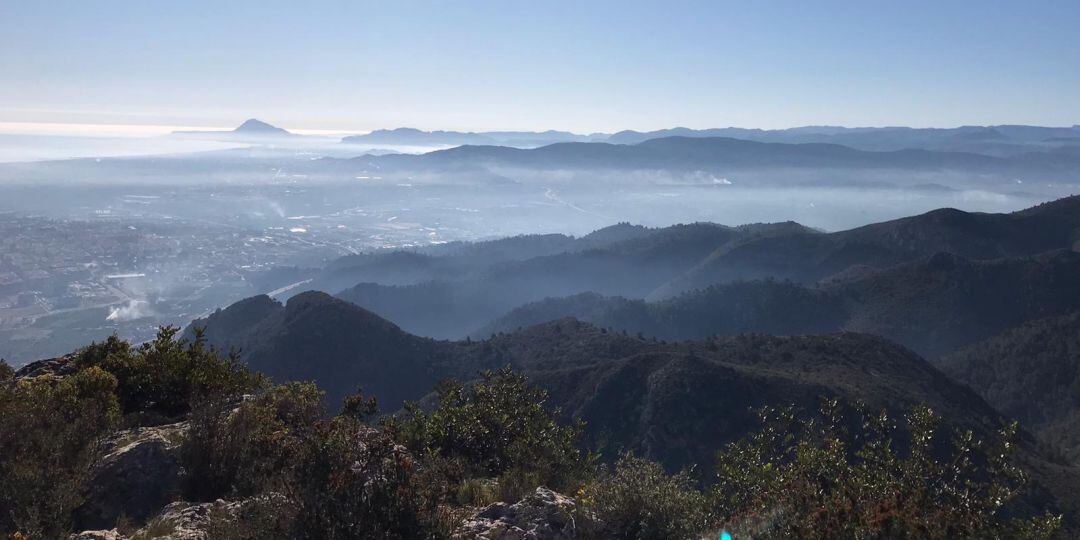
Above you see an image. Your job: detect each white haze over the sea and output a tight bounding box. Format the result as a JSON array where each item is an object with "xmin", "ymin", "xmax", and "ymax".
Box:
[{"xmin": 0, "ymin": 134, "xmax": 245, "ymax": 163}]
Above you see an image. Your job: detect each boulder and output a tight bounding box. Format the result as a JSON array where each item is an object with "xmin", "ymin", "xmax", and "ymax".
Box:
[
  {"xmin": 70, "ymin": 496, "xmax": 282, "ymax": 540},
  {"xmin": 14, "ymin": 354, "xmax": 77, "ymax": 379},
  {"xmin": 69, "ymin": 531, "xmax": 125, "ymax": 540},
  {"xmin": 72, "ymin": 422, "xmax": 187, "ymax": 530},
  {"xmin": 70, "ymin": 500, "xmax": 230, "ymax": 540},
  {"xmin": 139, "ymin": 501, "xmax": 220, "ymax": 540},
  {"xmin": 453, "ymin": 487, "xmax": 593, "ymax": 539},
  {"xmin": 132, "ymin": 496, "xmax": 285, "ymax": 540}
]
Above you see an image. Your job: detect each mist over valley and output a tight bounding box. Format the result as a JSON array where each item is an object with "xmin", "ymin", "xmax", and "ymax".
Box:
[{"xmin": 2, "ymin": 120, "xmax": 1078, "ymax": 362}]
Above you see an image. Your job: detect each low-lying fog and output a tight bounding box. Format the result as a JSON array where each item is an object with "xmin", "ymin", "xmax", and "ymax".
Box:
[{"xmin": 0, "ymin": 175, "xmax": 1056, "ymax": 239}]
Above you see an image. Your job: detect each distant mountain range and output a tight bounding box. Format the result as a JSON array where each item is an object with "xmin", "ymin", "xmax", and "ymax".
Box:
[
  {"xmin": 356, "ymin": 135, "xmax": 1080, "ymax": 179},
  {"xmin": 604, "ymin": 125, "xmax": 1080, "ymax": 155},
  {"xmin": 651, "ymin": 194, "xmax": 1080, "ymax": 297},
  {"xmin": 479, "ymin": 248, "xmax": 1080, "ymax": 360},
  {"xmin": 293, "ymin": 196, "xmax": 1080, "ymax": 342},
  {"xmin": 340, "ymin": 124, "xmax": 1080, "ymax": 155},
  {"xmin": 169, "ymin": 120, "xmax": 1080, "ymax": 157},
  {"xmin": 17, "ymin": 129, "xmax": 1079, "ymax": 189},
  {"xmin": 158, "ymin": 121, "xmax": 1080, "ymax": 181},
  {"xmin": 341, "ymin": 127, "xmax": 603, "ymax": 147}
]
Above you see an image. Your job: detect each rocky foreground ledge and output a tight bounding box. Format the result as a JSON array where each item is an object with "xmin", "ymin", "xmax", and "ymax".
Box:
[{"xmin": 71, "ymin": 486, "xmax": 589, "ymax": 540}]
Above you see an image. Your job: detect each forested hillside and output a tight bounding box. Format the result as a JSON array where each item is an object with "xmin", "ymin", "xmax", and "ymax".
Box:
[
  {"xmin": 479, "ymin": 249, "xmax": 1080, "ymax": 360},
  {"xmin": 943, "ymin": 312, "xmax": 1080, "ymax": 463}
]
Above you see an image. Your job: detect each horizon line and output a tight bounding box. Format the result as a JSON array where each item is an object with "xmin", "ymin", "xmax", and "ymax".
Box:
[{"xmin": 2, "ymin": 119, "xmax": 1079, "ymax": 139}]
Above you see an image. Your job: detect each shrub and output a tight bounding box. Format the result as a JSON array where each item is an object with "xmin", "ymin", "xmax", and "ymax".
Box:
[
  {"xmin": 184, "ymin": 385, "xmax": 439, "ymax": 538},
  {"xmin": 577, "ymin": 400, "xmax": 1060, "ymax": 540},
  {"xmin": 180, "ymin": 381, "xmax": 324, "ymax": 501},
  {"xmin": 75, "ymin": 327, "xmax": 261, "ymax": 421},
  {"xmin": 390, "ymin": 367, "xmax": 590, "ymax": 498},
  {"xmin": 0, "ymin": 366, "xmax": 120, "ymax": 537},
  {"xmin": 579, "ymin": 454, "xmax": 713, "ymax": 540},
  {"xmin": 288, "ymin": 416, "xmax": 435, "ymax": 539},
  {"xmin": 454, "ymin": 477, "xmax": 499, "ymax": 507},
  {"xmin": 713, "ymin": 399, "xmax": 1062, "ymax": 539}
]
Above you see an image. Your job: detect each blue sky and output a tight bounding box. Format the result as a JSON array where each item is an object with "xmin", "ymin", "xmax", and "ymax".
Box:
[{"xmin": 1, "ymin": 0, "xmax": 1078, "ymax": 133}]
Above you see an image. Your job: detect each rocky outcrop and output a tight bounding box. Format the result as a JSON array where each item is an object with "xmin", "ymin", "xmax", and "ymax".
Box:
[
  {"xmin": 72, "ymin": 422, "xmax": 187, "ymax": 530},
  {"xmin": 138, "ymin": 500, "xmax": 223, "ymax": 540},
  {"xmin": 453, "ymin": 487, "xmax": 594, "ymax": 539},
  {"xmin": 13, "ymin": 353, "xmax": 77, "ymax": 379},
  {"xmin": 69, "ymin": 531, "xmax": 125, "ymax": 540},
  {"xmin": 69, "ymin": 498, "xmax": 262, "ymax": 540}
]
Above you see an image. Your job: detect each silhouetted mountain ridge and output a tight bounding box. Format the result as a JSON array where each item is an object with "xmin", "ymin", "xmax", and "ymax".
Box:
[
  {"xmin": 315, "ymin": 197, "xmax": 1080, "ymax": 343},
  {"xmin": 606, "ymin": 124, "xmax": 1080, "ymax": 156},
  {"xmin": 331, "ymin": 223, "xmax": 758, "ymax": 337},
  {"xmin": 366, "ymin": 136, "xmax": 1035, "ymax": 174},
  {"xmin": 188, "ymin": 291, "xmax": 458, "ymax": 411},
  {"xmin": 481, "ymin": 249, "xmax": 1080, "ymax": 360},
  {"xmin": 341, "ymin": 127, "xmax": 600, "ymax": 147},
  {"xmin": 654, "ymin": 194, "xmax": 1080, "ymax": 297},
  {"xmin": 190, "ymin": 292, "xmax": 1004, "ymax": 469}
]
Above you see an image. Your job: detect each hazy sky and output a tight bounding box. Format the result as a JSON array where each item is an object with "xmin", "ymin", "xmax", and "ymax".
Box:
[{"xmin": 1, "ymin": 0, "xmax": 1078, "ymax": 134}]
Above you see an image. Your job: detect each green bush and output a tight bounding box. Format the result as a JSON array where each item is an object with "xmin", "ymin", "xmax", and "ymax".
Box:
[
  {"xmin": 288, "ymin": 416, "xmax": 436, "ymax": 539},
  {"xmin": 713, "ymin": 399, "xmax": 1062, "ymax": 539},
  {"xmin": 75, "ymin": 327, "xmax": 261, "ymax": 421},
  {"xmin": 183, "ymin": 386, "xmax": 442, "ymax": 539},
  {"xmin": 389, "ymin": 367, "xmax": 590, "ymax": 498},
  {"xmin": 576, "ymin": 400, "xmax": 1060, "ymax": 540},
  {"xmin": 0, "ymin": 365, "xmax": 120, "ymax": 538},
  {"xmin": 580, "ymin": 454, "xmax": 712, "ymax": 540},
  {"xmin": 181, "ymin": 381, "xmax": 324, "ymax": 501}
]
